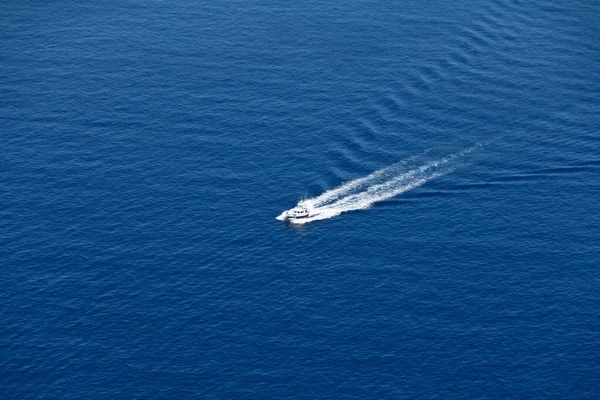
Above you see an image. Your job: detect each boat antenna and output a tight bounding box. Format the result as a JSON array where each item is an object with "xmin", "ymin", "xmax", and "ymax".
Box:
[{"xmin": 299, "ymin": 191, "xmax": 307, "ymax": 204}]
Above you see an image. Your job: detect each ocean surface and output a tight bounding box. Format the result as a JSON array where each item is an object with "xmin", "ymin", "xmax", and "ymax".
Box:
[{"xmin": 2, "ymin": 0, "xmax": 599, "ymax": 398}]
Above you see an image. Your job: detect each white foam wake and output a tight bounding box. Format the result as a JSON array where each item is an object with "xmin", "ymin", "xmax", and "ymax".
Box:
[{"xmin": 278, "ymin": 146, "xmax": 479, "ymax": 224}]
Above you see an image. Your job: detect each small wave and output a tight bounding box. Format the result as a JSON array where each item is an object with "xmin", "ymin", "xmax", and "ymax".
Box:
[{"xmin": 279, "ymin": 145, "xmax": 481, "ymax": 224}]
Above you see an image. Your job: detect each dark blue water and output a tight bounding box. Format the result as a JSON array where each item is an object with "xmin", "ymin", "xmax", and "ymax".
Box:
[{"xmin": 2, "ymin": 0, "xmax": 599, "ymax": 398}]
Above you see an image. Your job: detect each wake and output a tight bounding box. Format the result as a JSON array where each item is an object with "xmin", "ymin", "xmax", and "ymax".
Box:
[{"xmin": 278, "ymin": 146, "xmax": 480, "ymax": 224}]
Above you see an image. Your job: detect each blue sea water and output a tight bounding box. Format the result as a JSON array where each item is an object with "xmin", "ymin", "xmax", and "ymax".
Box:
[{"xmin": 1, "ymin": 0, "xmax": 599, "ymax": 398}]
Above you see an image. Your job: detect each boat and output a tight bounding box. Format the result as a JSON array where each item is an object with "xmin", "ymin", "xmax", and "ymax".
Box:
[{"xmin": 278, "ymin": 200, "xmax": 319, "ymax": 222}]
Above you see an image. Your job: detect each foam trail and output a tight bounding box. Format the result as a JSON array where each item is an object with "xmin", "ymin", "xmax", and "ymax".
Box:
[
  {"xmin": 279, "ymin": 146, "xmax": 480, "ymax": 224},
  {"xmin": 309, "ymin": 162, "xmax": 404, "ymax": 207}
]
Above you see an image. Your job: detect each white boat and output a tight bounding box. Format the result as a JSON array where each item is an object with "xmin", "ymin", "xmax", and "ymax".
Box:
[{"xmin": 277, "ymin": 200, "xmax": 319, "ymax": 222}]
